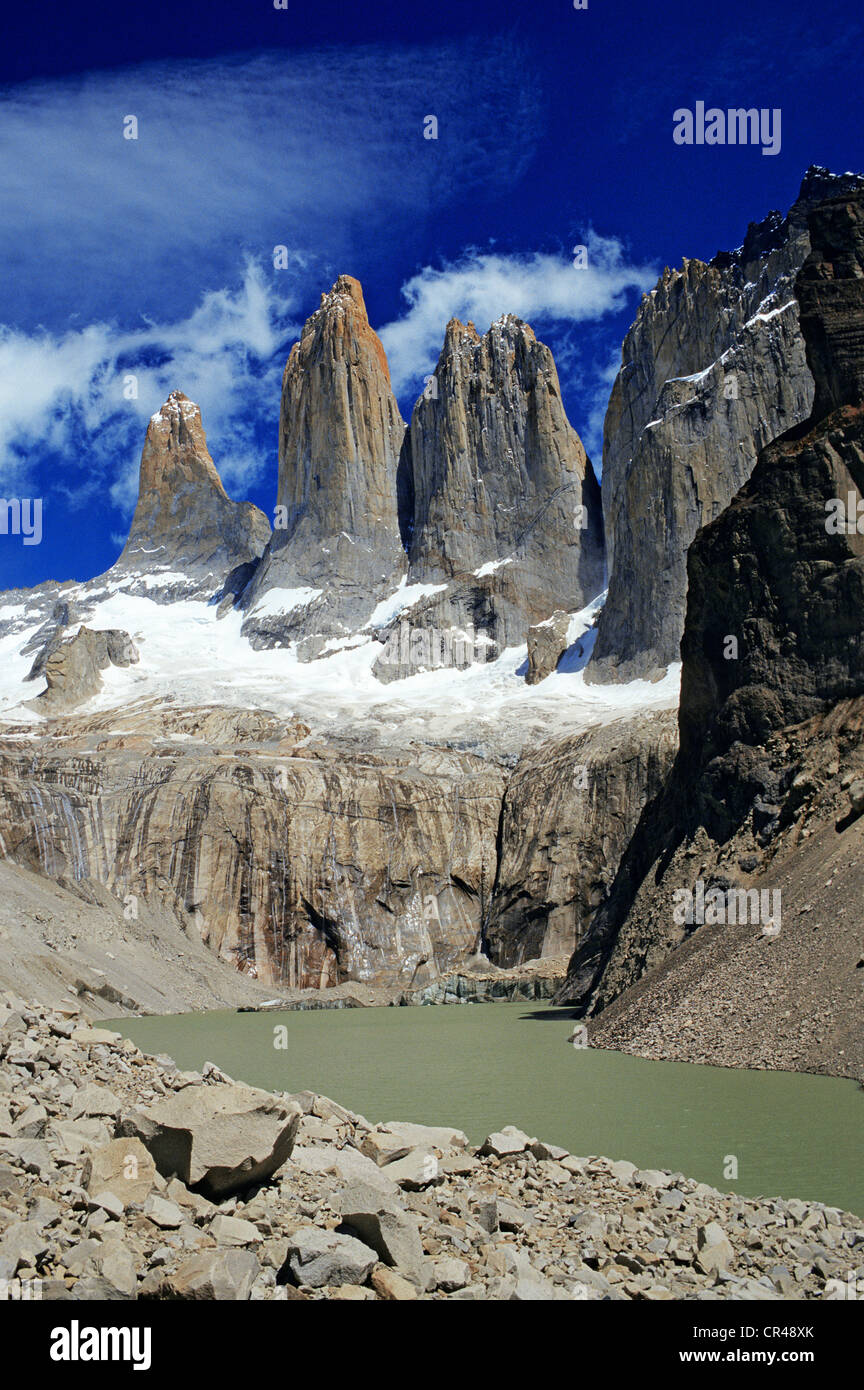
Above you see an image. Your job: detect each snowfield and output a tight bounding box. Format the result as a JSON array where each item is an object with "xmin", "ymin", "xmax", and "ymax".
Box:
[{"xmin": 0, "ymin": 583, "xmax": 681, "ymax": 748}]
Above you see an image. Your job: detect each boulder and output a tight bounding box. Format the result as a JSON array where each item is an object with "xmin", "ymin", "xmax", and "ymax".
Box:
[
  {"xmin": 285, "ymin": 1227, "xmax": 377, "ymax": 1289},
  {"xmin": 383, "ymin": 1148, "xmax": 442, "ymax": 1190},
  {"xmin": 0, "ymin": 1222, "xmax": 49, "ymax": 1279},
  {"xmin": 208, "ymin": 1214, "xmax": 262, "ymax": 1246},
  {"xmin": 118, "ymin": 1083, "xmax": 301, "ymax": 1198},
  {"xmin": 81, "ymin": 1137, "xmax": 157, "ymax": 1208},
  {"xmin": 375, "ymin": 1120, "xmax": 468, "ymax": 1152},
  {"xmin": 159, "ymin": 1249, "xmax": 260, "ymax": 1300},
  {"xmin": 290, "ymin": 1144, "xmax": 399, "ymax": 1193},
  {"xmin": 70, "ymin": 1084, "xmax": 122, "ymax": 1121},
  {"xmin": 359, "ymin": 1130, "xmax": 412, "ymax": 1167},
  {"xmin": 432, "ymin": 1257, "xmax": 471, "ymax": 1292},
  {"xmin": 480, "ymin": 1125, "xmax": 534, "ymax": 1159},
  {"xmin": 371, "ymin": 1266, "xmax": 418, "ymax": 1300},
  {"xmin": 33, "ymin": 627, "xmax": 140, "ymax": 713},
  {"xmin": 526, "ymin": 610, "xmax": 571, "ymax": 685},
  {"xmin": 143, "ymin": 1195, "xmax": 184, "ymax": 1230},
  {"xmin": 695, "ymin": 1221, "xmax": 735, "ymax": 1275},
  {"xmin": 338, "ymin": 1178, "xmax": 427, "ymax": 1286}
]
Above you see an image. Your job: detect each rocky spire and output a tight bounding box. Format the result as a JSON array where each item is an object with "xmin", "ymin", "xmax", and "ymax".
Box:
[
  {"xmin": 680, "ymin": 187, "xmax": 864, "ymax": 771},
  {"xmin": 243, "ymin": 276, "xmax": 406, "ymax": 652},
  {"xmin": 117, "ymin": 391, "xmax": 270, "ymax": 589},
  {"xmin": 588, "ymin": 166, "xmax": 864, "ymax": 686},
  {"xmin": 402, "ymin": 312, "xmax": 604, "ymax": 627}
]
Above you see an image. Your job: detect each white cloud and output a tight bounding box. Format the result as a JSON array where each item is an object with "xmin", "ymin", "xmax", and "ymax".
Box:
[
  {"xmin": 377, "ymin": 234, "xmax": 656, "ymax": 397},
  {"xmin": 0, "ymin": 261, "xmax": 298, "ymax": 511}
]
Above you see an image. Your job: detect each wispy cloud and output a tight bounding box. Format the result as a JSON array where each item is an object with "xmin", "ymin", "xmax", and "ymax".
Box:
[
  {"xmin": 0, "ymin": 37, "xmax": 541, "ymax": 330},
  {"xmin": 377, "ymin": 234, "xmax": 657, "ymax": 407}
]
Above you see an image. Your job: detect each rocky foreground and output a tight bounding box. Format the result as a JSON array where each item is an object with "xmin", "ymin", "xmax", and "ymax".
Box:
[{"xmin": 1, "ymin": 995, "xmax": 861, "ymax": 1302}]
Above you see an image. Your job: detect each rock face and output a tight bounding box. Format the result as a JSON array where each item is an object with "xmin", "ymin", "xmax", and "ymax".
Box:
[
  {"xmin": 557, "ymin": 187, "xmax": 864, "ymax": 1021},
  {"xmin": 379, "ymin": 315, "xmax": 604, "ymax": 669},
  {"xmin": 582, "ymin": 715, "xmax": 864, "ymax": 1082},
  {"xmin": 0, "ymin": 703, "xmax": 504, "ymax": 992},
  {"xmin": 30, "ymin": 626, "xmax": 138, "ymax": 712},
  {"xmin": 680, "ymin": 188, "xmax": 864, "ymax": 791},
  {"xmin": 243, "ymin": 276, "xmax": 406, "ymax": 652},
  {"xmin": 116, "ymin": 391, "xmax": 271, "ymax": 596},
  {"xmin": 119, "ymin": 1084, "xmax": 302, "ymax": 1199},
  {"xmin": 404, "ymin": 315, "xmax": 604, "ymax": 596},
  {"xmin": 525, "ymin": 611, "xmax": 571, "ymax": 685},
  {"xmin": 796, "ymin": 192, "xmax": 864, "ymax": 420},
  {"xmin": 589, "ymin": 166, "xmax": 864, "ymax": 685},
  {"xmin": 485, "ymin": 713, "xmax": 678, "ymax": 966}
]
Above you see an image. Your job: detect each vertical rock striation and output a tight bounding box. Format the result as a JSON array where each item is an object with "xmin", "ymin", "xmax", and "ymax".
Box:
[
  {"xmin": 374, "ymin": 314, "xmax": 604, "ymax": 675},
  {"xmin": 0, "ymin": 707, "xmax": 504, "ymax": 992},
  {"xmin": 485, "ymin": 712, "xmax": 678, "ymax": 966},
  {"xmin": 243, "ymin": 276, "xmax": 407, "ymax": 654}
]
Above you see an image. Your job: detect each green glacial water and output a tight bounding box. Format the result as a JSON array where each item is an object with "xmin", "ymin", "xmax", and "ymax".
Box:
[{"xmin": 111, "ymin": 1002, "xmax": 864, "ymax": 1216}]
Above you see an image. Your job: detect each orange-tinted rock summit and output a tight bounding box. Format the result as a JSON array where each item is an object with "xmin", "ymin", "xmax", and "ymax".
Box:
[{"xmin": 116, "ymin": 390, "xmax": 271, "ymax": 595}]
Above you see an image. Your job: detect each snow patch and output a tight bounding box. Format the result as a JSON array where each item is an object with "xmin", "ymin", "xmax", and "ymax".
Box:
[
  {"xmin": 366, "ymin": 578, "xmax": 447, "ymax": 629},
  {"xmin": 474, "ymin": 558, "xmax": 513, "ymax": 578},
  {"xmin": 247, "ymin": 587, "xmax": 322, "ymax": 619}
]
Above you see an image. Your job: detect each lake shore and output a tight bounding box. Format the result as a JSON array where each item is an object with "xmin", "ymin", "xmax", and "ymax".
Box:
[{"xmin": 1, "ymin": 993, "xmax": 862, "ymax": 1302}]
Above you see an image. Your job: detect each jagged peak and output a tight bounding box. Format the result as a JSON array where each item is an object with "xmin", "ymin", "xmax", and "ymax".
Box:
[
  {"xmin": 138, "ymin": 391, "xmax": 225, "ymax": 499},
  {"xmin": 152, "ymin": 388, "xmax": 198, "ymax": 417},
  {"xmin": 292, "ymin": 273, "xmax": 391, "ymax": 384},
  {"xmin": 489, "ymin": 312, "xmax": 535, "ymax": 340},
  {"xmin": 317, "ymin": 273, "xmax": 368, "ymax": 318},
  {"xmin": 442, "ymin": 313, "xmax": 536, "ymax": 354},
  {"xmin": 444, "ymin": 316, "xmax": 480, "ymax": 344}
]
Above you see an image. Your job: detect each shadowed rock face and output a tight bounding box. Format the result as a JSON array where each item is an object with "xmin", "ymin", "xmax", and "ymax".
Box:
[
  {"xmin": 680, "ymin": 189, "xmax": 864, "ymax": 783},
  {"xmin": 796, "ymin": 193, "xmax": 864, "ymax": 419},
  {"xmin": 243, "ymin": 276, "xmax": 407, "ymax": 651},
  {"xmin": 382, "ymin": 314, "xmax": 604, "ymax": 664},
  {"xmin": 485, "ymin": 713, "xmax": 678, "ymax": 967},
  {"xmin": 589, "ymin": 166, "xmax": 864, "ymax": 685},
  {"xmin": 557, "ymin": 186, "xmax": 864, "ymax": 1014},
  {"xmin": 116, "ymin": 391, "xmax": 271, "ymax": 594}
]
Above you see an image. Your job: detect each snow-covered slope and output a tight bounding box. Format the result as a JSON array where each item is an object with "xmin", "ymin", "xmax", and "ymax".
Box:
[{"xmin": 0, "ymin": 580, "xmax": 679, "ymax": 750}]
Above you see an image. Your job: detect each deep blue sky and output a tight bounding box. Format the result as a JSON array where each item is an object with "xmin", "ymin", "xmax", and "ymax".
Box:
[{"xmin": 1, "ymin": 0, "xmax": 862, "ymax": 590}]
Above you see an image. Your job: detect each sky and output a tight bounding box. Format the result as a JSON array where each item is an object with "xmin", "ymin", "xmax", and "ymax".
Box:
[{"xmin": 1, "ymin": 0, "xmax": 862, "ymax": 590}]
